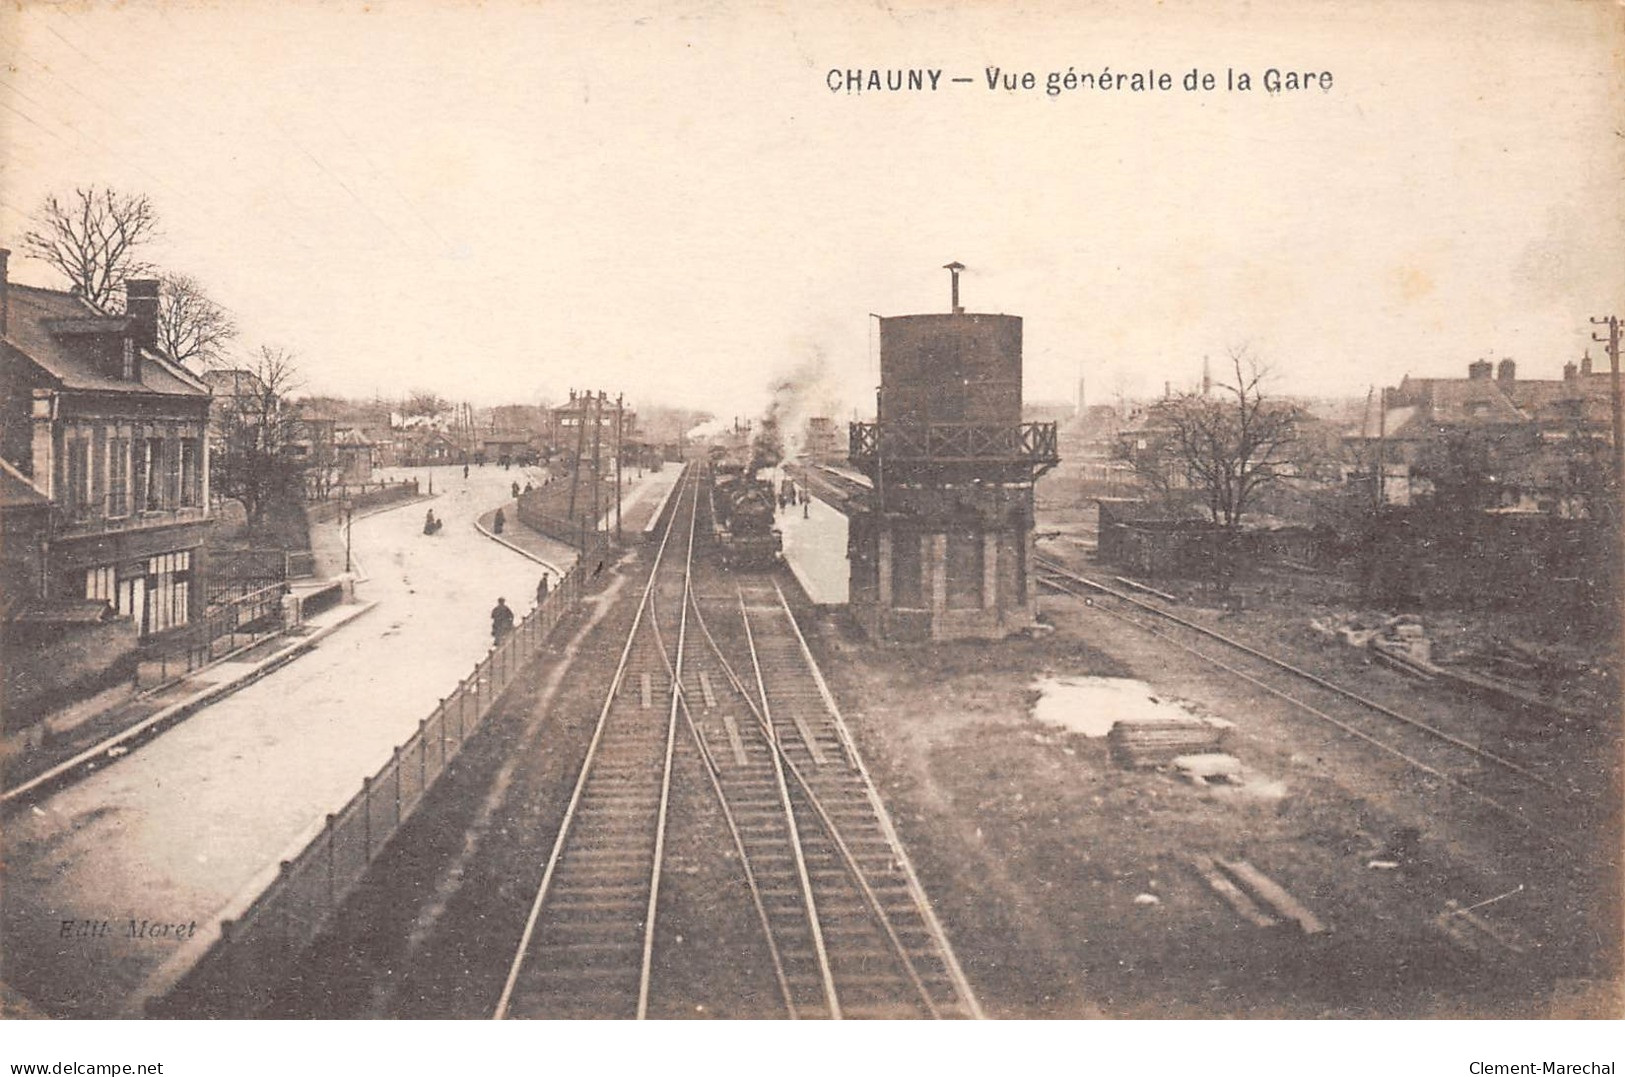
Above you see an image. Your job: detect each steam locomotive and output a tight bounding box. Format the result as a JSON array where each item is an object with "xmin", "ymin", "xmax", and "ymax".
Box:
[{"xmin": 707, "ymin": 445, "xmax": 783, "ymax": 569}]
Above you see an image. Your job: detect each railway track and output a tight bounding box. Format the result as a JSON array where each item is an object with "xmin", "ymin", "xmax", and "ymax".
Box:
[
  {"xmin": 1034, "ymin": 556, "xmax": 1588, "ymax": 853},
  {"xmin": 680, "ymin": 579, "xmax": 982, "ymax": 1018},
  {"xmin": 495, "ymin": 464, "xmax": 981, "ymax": 1019},
  {"xmin": 492, "ymin": 467, "xmax": 696, "ymax": 1019}
]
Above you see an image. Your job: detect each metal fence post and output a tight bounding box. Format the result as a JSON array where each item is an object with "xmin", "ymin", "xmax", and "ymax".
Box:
[
  {"xmin": 279, "ymin": 864, "xmax": 295, "ymax": 948},
  {"xmin": 393, "ymin": 744, "xmax": 403, "ymax": 826},
  {"xmin": 418, "ymin": 719, "xmax": 427, "ymax": 794},
  {"xmin": 218, "ymin": 918, "xmax": 236, "ymax": 1017},
  {"xmin": 362, "ymin": 775, "xmax": 372, "ymax": 860},
  {"xmin": 325, "ymin": 813, "xmax": 337, "ymax": 912}
]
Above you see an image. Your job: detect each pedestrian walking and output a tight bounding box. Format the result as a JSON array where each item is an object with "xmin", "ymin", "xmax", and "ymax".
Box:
[
  {"xmin": 536, "ymin": 572, "xmax": 550, "ymax": 606},
  {"xmin": 490, "ymin": 597, "xmax": 514, "ymax": 645},
  {"xmin": 463, "ymin": 464, "xmax": 469, "ymax": 479},
  {"xmin": 512, "ymin": 481, "xmax": 521, "ymax": 499},
  {"xmin": 493, "ymin": 507, "xmax": 506, "ymax": 534}
]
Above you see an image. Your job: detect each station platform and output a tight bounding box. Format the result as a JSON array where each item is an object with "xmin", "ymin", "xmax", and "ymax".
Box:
[
  {"xmin": 605, "ymin": 464, "xmax": 683, "ymax": 536},
  {"xmin": 776, "ymin": 471, "xmax": 850, "ymax": 605}
]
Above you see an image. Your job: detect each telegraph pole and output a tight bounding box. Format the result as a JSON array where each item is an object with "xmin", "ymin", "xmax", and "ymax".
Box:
[
  {"xmin": 615, "ymin": 393, "xmax": 624, "ymax": 544},
  {"xmin": 1376, "ymin": 385, "xmax": 1387, "ymax": 508},
  {"xmin": 591, "ymin": 391, "xmax": 604, "ymax": 535},
  {"xmin": 1590, "ymin": 315, "xmax": 1623, "ymax": 486},
  {"xmin": 568, "ymin": 389, "xmax": 587, "ymax": 521}
]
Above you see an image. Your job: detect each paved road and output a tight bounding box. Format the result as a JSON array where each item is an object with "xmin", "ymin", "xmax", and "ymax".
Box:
[{"xmin": 1, "ymin": 465, "xmax": 569, "ymax": 1017}]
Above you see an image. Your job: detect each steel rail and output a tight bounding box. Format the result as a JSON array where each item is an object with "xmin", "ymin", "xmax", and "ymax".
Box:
[
  {"xmin": 735, "ymin": 591, "xmax": 940, "ymax": 1018},
  {"xmin": 492, "ymin": 467, "xmax": 691, "ymax": 1020},
  {"xmin": 1035, "ymin": 566, "xmax": 1578, "ymax": 854},
  {"xmin": 645, "ymin": 591, "xmax": 801, "ymax": 1016},
  {"xmin": 736, "ymin": 589, "xmax": 844, "ymax": 1019},
  {"xmin": 634, "ymin": 472, "xmax": 699, "ymax": 1019},
  {"xmin": 1034, "ymin": 556, "xmax": 1555, "ymax": 791},
  {"xmin": 767, "ymin": 580, "xmax": 986, "ymax": 1021},
  {"xmin": 689, "ymin": 588, "xmax": 946, "ymax": 1017}
]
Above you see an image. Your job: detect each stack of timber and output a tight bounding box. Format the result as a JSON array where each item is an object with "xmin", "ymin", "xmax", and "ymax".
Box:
[{"xmin": 1108, "ymin": 714, "xmax": 1233, "ymax": 768}]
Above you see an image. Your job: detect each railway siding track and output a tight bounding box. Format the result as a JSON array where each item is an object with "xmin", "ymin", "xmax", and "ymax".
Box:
[{"xmin": 1034, "ymin": 556, "xmax": 1587, "ymax": 853}]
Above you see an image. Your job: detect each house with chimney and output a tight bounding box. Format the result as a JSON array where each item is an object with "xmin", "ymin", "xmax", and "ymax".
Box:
[
  {"xmin": 0, "ymin": 249, "xmax": 214, "ymax": 644},
  {"xmin": 1349, "ymin": 357, "xmax": 1619, "ymax": 514}
]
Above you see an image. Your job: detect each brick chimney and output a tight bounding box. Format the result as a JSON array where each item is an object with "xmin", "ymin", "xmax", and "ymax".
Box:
[
  {"xmin": 1497, "ymin": 358, "xmax": 1516, "ymax": 386},
  {"xmin": 0, "ymin": 248, "xmax": 9, "ymax": 338},
  {"xmin": 1468, "ymin": 359, "xmax": 1493, "ymax": 380},
  {"xmin": 125, "ymin": 278, "xmax": 160, "ymax": 356},
  {"xmin": 1582, "ymin": 351, "xmax": 1593, "ymax": 376}
]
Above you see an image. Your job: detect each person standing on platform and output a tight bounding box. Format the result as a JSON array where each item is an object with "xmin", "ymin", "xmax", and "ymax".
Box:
[
  {"xmin": 493, "ymin": 507, "xmax": 506, "ymax": 534},
  {"xmin": 536, "ymin": 572, "xmax": 550, "ymax": 606},
  {"xmin": 491, "ymin": 597, "xmax": 514, "ymax": 645}
]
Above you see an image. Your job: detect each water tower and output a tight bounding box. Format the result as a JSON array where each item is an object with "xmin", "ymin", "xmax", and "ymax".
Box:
[{"xmin": 846, "ymin": 264, "xmax": 1060, "ymax": 640}]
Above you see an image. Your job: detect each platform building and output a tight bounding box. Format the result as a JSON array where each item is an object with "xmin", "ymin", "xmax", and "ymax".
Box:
[{"xmin": 846, "ymin": 265, "xmax": 1059, "ymax": 640}]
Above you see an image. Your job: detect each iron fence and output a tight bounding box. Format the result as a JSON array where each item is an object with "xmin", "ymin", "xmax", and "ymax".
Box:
[
  {"xmin": 206, "ymin": 548, "xmax": 298, "ymax": 608},
  {"xmin": 514, "ymin": 493, "xmax": 613, "ymax": 558},
  {"xmin": 143, "ymin": 583, "xmax": 290, "ymax": 687},
  {"xmin": 306, "ymin": 479, "xmax": 421, "ymax": 523},
  {"xmin": 148, "ymin": 561, "xmax": 587, "ymax": 1016}
]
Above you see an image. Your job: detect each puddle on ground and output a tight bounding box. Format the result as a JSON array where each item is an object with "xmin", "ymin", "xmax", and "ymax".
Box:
[{"xmin": 1029, "ymin": 676, "xmax": 1204, "ymax": 738}]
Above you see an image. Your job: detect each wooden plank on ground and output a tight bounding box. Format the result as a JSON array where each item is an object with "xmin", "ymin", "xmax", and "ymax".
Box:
[
  {"xmin": 1188, "ymin": 855, "xmax": 1279, "ymax": 928},
  {"xmin": 640, "ymin": 673, "xmax": 652, "ymax": 709},
  {"xmin": 719, "ymin": 713, "xmax": 749, "ymax": 767},
  {"xmin": 1219, "ymin": 859, "xmax": 1329, "ymax": 935},
  {"xmin": 699, "ymin": 672, "xmax": 717, "ymax": 709}
]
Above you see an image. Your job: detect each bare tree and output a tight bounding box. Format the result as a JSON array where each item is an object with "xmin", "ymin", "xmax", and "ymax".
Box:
[
  {"xmin": 212, "ymin": 347, "xmax": 307, "ymax": 529},
  {"xmin": 155, "ymin": 272, "xmax": 237, "ymax": 369},
  {"xmin": 22, "ymin": 187, "xmax": 159, "ymax": 309},
  {"xmin": 1133, "ymin": 348, "xmax": 1301, "ymax": 529},
  {"xmin": 402, "ymin": 389, "xmax": 451, "ymax": 418}
]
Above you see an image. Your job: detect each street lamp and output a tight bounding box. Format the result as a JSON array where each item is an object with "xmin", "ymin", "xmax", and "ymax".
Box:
[{"xmin": 342, "ymin": 498, "xmax": 354, "ymax": 574}]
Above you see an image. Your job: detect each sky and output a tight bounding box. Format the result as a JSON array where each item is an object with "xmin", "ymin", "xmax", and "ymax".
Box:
[{"xmin": 2, "ymin": 0, "xmax": 1622, "ymax": 425}]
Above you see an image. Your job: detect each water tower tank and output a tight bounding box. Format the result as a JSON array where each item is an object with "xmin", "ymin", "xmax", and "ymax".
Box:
[{"xmin": 878, "ymin": 313, "xmax": 1023, "ymax": 427}]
